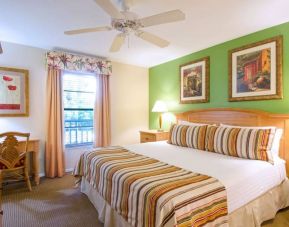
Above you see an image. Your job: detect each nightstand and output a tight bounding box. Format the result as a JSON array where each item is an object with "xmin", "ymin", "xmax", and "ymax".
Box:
[{"xmin": 139, "ymin": 130, "xmax": 169, "ymax": 143}]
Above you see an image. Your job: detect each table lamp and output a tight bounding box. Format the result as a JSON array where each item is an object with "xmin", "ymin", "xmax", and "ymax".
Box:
[{"xmin": 152, "ymin": 100, "xmax": 168, "ymax": 132}]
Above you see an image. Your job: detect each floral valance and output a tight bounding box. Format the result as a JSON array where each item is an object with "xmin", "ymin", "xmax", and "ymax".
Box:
[{"xmin": 46, "ymin": 51, "xmax": 112, "ymax": 75}]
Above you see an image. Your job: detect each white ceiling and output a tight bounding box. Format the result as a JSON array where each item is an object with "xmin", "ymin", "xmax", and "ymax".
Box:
[{"xmin": 1, "ymin": 0, "xmax": 289, "ymax": 67}]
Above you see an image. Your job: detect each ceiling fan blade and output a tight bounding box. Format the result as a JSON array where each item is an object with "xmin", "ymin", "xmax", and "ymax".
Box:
[
  {"xmin": 121, "ymin": 0, "xmax": 133, "ymax": 11},
  {"xmin": 136, "ymin": 30, "xmax": 169, "ymax": 48},
  {"xmin": 110, "ymin": 33, "xmax": 126, "ymax": 52},
  {"xmin": 64, "ymin": 26, "xmax": 112, "ymax": 35},
  {"xmin": 139, "ymin": 10, "xmax": 185, "ymax": 27},
  {"xmin": 95, "ymin": 0, "xmax": 124, "ymax": 19}
]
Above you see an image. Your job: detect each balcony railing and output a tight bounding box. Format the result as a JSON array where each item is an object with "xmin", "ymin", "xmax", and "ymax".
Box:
[{"xmin": 64, "ymin": 119, "xmax": 93, "ymax": 147}]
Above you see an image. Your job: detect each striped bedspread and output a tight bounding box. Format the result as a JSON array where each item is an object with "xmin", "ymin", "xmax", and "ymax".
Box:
[{"xmin": 74, "ymin": 147, "xmax": 228, "ymax": 227}]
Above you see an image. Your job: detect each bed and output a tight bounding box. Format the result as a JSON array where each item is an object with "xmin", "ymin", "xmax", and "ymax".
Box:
[{"xmin": 75, "ymin": 108, "xmax": 289, "ymax": 227}]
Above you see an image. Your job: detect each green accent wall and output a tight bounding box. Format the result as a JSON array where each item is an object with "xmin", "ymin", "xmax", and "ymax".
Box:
[{"xmin": 149, "ymin": 22, "xmax": 289, "ymax": 130}]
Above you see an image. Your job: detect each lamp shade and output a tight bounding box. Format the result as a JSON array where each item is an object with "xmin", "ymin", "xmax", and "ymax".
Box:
[{"xmin": 152, "ymin": 100, "xmax": 168, "ymax": 113}]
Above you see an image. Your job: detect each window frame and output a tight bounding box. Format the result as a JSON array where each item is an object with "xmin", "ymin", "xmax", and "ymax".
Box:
[{"xmin": 62, "ymin": 71, "xmax": 96, "ymax": 148}]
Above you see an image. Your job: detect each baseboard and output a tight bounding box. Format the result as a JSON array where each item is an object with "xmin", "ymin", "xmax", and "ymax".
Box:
[
  {"xmin": 65, "ymin": 168, "xmax": 74, "ymax": 173},
  {"xmin": 38, "ymin": 168, "xmax": 73, "ymax": 178}
]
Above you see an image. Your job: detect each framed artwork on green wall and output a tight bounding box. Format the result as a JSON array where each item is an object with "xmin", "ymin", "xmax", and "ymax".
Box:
[
  {"xmin": 229, "ymin": 36, "xmax": 283, "ymax": 102},
  {"xmin": 180, "ymin": 56, "xmax": 210, "ymax": 104}
]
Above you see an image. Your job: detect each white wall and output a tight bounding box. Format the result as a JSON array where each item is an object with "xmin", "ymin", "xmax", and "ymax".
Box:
[
  {"xmin": 0, "ymin": 42, "xmax": 149, "ymax": 173},
  {"xmin": 110, "ymin": 61, "xmax": 149, "ymax": 146},
  {"xmin": 0, "ymin": 42, "xmax": 47, "ymax": 174}
]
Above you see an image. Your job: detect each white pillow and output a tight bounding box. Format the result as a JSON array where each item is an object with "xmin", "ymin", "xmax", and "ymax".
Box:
[
  {"xmin": 271, "ymin": 128, "xmax": 283, "ymax": 156},
  {"xmin": 220, "ymin": 123, "xmax": 276, "ymax": 130},
  {"xmin": 177, "ymin": 120, "xmax": 208, "ymax": 126},
  {"xmin": 220, "ymin": 123, "xmax": 282, "ymax": 156}
]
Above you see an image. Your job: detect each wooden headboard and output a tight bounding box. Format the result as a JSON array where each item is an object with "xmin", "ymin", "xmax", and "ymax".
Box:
[{"xmin": 175, "ymin": 108, "xmax": 289, "ymax": 176}]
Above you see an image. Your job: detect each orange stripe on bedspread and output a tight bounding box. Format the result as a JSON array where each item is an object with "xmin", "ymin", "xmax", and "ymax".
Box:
[{"xmin": 74, "ymin": 146, "xmax": 228, "ymax": 227}]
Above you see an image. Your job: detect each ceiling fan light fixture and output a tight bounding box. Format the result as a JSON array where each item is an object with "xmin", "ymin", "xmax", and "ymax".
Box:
[{"xmin": 111, "ymin": 18, "xmax": 141, "ymax": 34}]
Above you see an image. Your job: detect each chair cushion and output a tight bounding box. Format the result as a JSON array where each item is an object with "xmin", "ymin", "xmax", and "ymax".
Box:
[{"xmin": 0, "ymin": 156, "xmax": 25, "ymax": 169}]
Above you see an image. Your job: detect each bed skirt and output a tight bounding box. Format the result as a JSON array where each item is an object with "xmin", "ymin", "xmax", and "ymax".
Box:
[{"xmin": 81, "ymin": 177, "xmax": 289, "ymax": 227}]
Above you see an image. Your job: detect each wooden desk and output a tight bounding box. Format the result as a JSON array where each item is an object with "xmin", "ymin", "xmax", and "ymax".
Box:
[{"xmin": 18, "ymin": 139, "xmax": 40, "ymax": 185}]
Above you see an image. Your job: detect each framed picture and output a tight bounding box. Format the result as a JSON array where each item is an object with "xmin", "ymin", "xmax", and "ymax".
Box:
[
  {"xmin": 229, "ymin": 36, "xmax": 283, "ymax": 101},
  {"xmin": 180, "ymin": 57, "xmax": 210, "ymax": 104},
  {"xmin": 0, "ymin": 67, "xmax": 29, "ymax": 117}
]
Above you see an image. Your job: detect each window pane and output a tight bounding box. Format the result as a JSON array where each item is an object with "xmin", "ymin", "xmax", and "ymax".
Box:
[
  {"xmin": 63, "ymin": 73, "xmax": 96, "ymax": 93},
  {"xmin": 64, "ymin": 91, "xmax": 95, "ymax": 109},
  {"xmin": 64, "ymin": 110, "xmax": 94, "ymax": 146}
]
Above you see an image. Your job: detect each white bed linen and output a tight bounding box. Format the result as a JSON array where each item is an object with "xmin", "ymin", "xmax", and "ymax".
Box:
[{"xmin": 124, "ymin": 141, "xmax": 287, "ymax": 213}]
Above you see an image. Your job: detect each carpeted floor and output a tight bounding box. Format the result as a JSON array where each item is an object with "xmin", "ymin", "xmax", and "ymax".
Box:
[
  {"xmin": 2, "ymin": 175, "xmax": 102, "ymax": 227},
  {"xmin": 1, "ymin": 174, "xmax": 289, "ymax": 227}
]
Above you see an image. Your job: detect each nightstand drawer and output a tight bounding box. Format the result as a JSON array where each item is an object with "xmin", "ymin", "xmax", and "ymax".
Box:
[
  {"xmin": 140, "ymin": 133, "xmax": 156, "ymax": 143},
  {"xmin": 139, "ymin": 130, "xmax": 169, "ymax": 143},
  {"xmin": 155, "ymin": 132, "xmax": 169, "ymax": 141}
]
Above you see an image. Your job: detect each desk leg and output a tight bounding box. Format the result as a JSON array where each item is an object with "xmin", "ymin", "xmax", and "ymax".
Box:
[
  {"xmin": 0, "ymin": 170, "xmax": 3, "ymax": 217},
  {"xmin": 32, "ymin": 142, "xmax": 40, "ymax": 185}
]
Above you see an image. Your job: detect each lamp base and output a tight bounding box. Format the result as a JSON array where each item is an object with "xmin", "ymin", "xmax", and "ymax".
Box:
[{"xmin": 158, "ymin": 114, "xmax": 163, "ymax": 132}]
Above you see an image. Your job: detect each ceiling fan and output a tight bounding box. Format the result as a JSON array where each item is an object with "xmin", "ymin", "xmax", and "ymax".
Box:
[{"xmin": 64, "ymin": 0, "xmax": 185, "ymax": 52}]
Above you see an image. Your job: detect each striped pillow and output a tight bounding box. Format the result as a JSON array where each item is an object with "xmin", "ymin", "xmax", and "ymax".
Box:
[
  {"xmin": 205, "ymin": 125, "xmax": 219, "ymax": 152},
  {"xmin": 168, "ymin": 124, "xmax": 207, "ymax": 150},
  {"xmin": 205, "ymin": 125, "xmax": 275, "ymax": 163}
]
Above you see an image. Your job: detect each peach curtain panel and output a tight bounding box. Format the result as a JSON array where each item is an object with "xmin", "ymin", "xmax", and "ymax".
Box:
[
  {"xmin": 94, "ymin": 74, "xmax": 111, "ymax": 147},
  {"xmin": 45, "ymin": 51, "xmax": 112, "ymax": 177},
  {"xmin": 45, "ymin": 68, "xmax": 65, "ymax": 178}
]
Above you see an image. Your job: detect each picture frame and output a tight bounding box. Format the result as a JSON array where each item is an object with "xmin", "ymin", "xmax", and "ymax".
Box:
[
  {"xmin": 0, "ymin": 67, "xmax": 29, "ymax": 117},
  {"xmin": 180, "ymin": 56, "xmax": 210, "ymax": 104},
  {"xmin": 229, "ymin": 36, "xmax": 283, "ymax": 102}
]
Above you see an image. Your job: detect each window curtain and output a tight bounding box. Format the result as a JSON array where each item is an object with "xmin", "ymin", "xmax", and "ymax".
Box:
[
  {"xmin": 45, "ymin": 51, "xmax": 112, "ymax": 178},
  {"xmin": 45, "ymin": 68, "xmax": 65, "ymax": 178},
  {"xmin": 94, "ymin": 74, "xmax": 111, "ymax": 147}
]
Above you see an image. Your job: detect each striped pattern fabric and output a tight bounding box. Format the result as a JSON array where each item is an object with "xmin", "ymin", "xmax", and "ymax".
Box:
[
  {"xmin": 74, "ymin": 147, "xmax": 228, "ymax": 227},
  {"xmin": 205, "ymin": 125, "xmax": 219, "ymax": 152},
  {"xmin": 205, "ymin": 126, "xmax": 275, "ymax": 163},
  {"xmin": 168, "ymin": 124, "xmax": 207, "ymax": 150}
]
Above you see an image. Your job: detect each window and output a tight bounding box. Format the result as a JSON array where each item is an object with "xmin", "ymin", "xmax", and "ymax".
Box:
[{"xmin": 63, "ymin": 72, "xmax": 96, "ymax": 147}]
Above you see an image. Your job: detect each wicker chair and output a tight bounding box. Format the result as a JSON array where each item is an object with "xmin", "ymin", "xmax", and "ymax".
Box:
[
  {"xmin": 0, "ymin": 169, "xmax": 2, "ymax": 218},
  {"xmin": 0, "ymin": 132, "xmax": 32, "ymax": 193}
]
